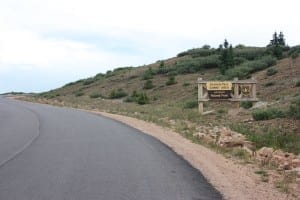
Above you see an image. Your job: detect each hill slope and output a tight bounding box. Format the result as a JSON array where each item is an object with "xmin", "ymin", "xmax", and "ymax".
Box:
[{"xmin": 33, "ymin": 46, "xmax": 300, "ymax": 154}]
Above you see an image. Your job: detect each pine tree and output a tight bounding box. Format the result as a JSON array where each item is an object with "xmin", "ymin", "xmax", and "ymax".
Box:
[
  {"xmin": 278, "ymin": 32, "xmax": 285, "ymax": 46},
  {"xmin": 220, "ymin": 39, "xmax": 234, "ymax": 74}
]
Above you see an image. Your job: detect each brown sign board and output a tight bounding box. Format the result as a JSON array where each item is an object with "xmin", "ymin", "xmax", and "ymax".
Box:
[{"xmin": 208, "ymin": 90, "xmax": 231, "ymax": 99}]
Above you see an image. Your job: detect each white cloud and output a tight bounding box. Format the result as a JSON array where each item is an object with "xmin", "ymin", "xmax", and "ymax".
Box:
[{"xmin": 0, "ymin": 0, "xmax": 299, "ymax": 92}]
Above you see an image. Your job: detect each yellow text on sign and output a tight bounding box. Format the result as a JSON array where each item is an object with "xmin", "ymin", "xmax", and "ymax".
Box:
[{"xmin": 206, "ymin": 82, "xmax": 232, "ymax": 91}]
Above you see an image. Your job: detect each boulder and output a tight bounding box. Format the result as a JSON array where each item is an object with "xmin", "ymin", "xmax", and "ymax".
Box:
[
  {"xmin": 256, "ymin": 147, "xmax": 274, "ymax": 165},
  {"xmin": 292, "ymin": 159, "xmax": 300, "ymax": 168}
]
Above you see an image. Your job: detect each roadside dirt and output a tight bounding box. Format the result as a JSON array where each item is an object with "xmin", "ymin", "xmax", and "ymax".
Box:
[{"xmin": 91, "ymin": 111, "xmax": 295, "ymax": 200}]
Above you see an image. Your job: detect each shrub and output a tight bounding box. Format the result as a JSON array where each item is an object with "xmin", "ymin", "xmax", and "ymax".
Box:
[
  {"xmin": 252, "ymin": 108, "xmax": 285, "ymax": 120},
  {"xmin": 143, "ymin": 80, "xmax": 155, "ymax": 89},
  {"xmin": 125, "ymin": 91, "xmax": 149, "ymax": 105},
  {"xmin": 143, "ymin": 68, "xmax": 154, "ymax": 80},
  {"xmin": 266, "ymin": 68, "xmax": 278, "ymax": 76},
  {"xmin": 291, "ymin": 52, "xmax": 299, "ymax": 59},
  {"xmin": 225, "ymin": 56, "xmax": 277, "ymax": 79},
  {"xmin": 136, "ymin": 92, "xmax": 149, "ymax": 105},
  {"xmin": 240, "ymin": 101, "xmax": 253, "ymax": 109},
  {"xmin": 287, "ymin": 98, "xmax": 300, "ymax": 119},
  {"xmin": 109, "ymin": 88, "xmax": 127, "ymax": 99},
  {"xmin": 89, "ymin": 93, "xmax": 102, "ymax": 98},
  {"xmin": 177, "ymin": 48, "xmax": 216, "ymax": 57},
  {"xmin": 296, "ymin": 80, "xmax": 300, "ymax": 87},
  {"xmin": 166, "ymin": 76, "xmax": 177, "ymax": 85},
  {"xmin": 234, "ymin": 47, "xmax": 266, "ymax": 60},
  {"xmin": 234, "ymin": 57, "xmax": 247, "ymax": 65},
  {"xmin": 182, "ymin": 82, "xmax": 190, "ymax": 87},
  {"xmin": 75, "ymin": 91, "xmax": 84, "ymax": 97},
  {"xmin": 184, "ymin": 100, "xmax": 198, "ymax": 109},
  {"xmin": 264, "ymin": 81, "xmax": 275, "ymax": 87},
  {"xmin": 83, "ymin": 78, "xmax": 95, "ymax": 85}
]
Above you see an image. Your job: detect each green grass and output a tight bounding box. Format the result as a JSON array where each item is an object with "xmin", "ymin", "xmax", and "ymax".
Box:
[
  {"xmin": 231, "ymin": 123, "xmax": 300, "ymax": 154},
  {"xmin": 89, "ymin": 93, "xmax": 102, "ymax": 99},
  {"xmin": 252, "ymin": 108, "xmax": 285, "ymax": 120},
  {"xmin": 255, "ymin": 170, "xmax": 269, "ymax": 182},
  {"xmin": 240, "ymin": 101, "xmax": 253, "ymax": 109}
]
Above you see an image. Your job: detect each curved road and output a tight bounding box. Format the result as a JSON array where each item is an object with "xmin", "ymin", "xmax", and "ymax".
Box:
[{"xmin": 0, "ymin": 97, "xmax": 222, "ymax": 200}]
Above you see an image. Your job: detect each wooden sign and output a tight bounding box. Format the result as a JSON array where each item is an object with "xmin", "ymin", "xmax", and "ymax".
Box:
[
  {"xmin": 206, "ymin": 82, "xmax": 232, "ymax": 91},
  {"xmin": 197, "ymin": 77, "xmax": 257, "ymax": 114},
  {"xmin": 208, "ymin": 91, "xmax": 231, "ymax": 99}
]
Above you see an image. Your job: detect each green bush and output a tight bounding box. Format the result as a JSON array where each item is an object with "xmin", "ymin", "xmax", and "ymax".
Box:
[
  {"xmin": 264, "ymin": 81, "xmax": 275, "ymax": 87},
  {"xmin": 137, "ymin": 92, "xmax": 149, "ymax": 105},
  {"xmin": 252, "ymin": 108, "xmax": 285, "ymax": 120},
  {"xmin": 296, "ymin": 80, "xmax": 300, "ymax": 87},
  {"xmin": 109, "ymin": 88, "xmax": 127, "ymax": 99},
  {"xmin": 266, "ymin": 68, "xmax": 278, "ymax": 76},
  {"xmin": 182, "ymin": 82, "xmax": 190, "ymax": 87},
  {"xmin": 89, "ymin": 93, "xmax": 102, "ymax": 98},
  {"xmin": 75, "ymin": 91, "xmax": 84, "ymax": 97},
  {"xmin": 287, "ymin": 98, "xmax": 300, "ymax": 119},
  {"xmin": 143, "ymin": 68, "xmax": 154, "ymax": 80},
  {"xmin": 183, "ymin": 100, "xmax": 198, "ymax": 109},
  {"xmin": 166, "ymin": 76, "xmax": 177, "ymax": 85},
  {"xmin": 225, "ymin": 56, "xmax": 277, "ymax": 79},
  {"xmin": 125, "ymin": 91, "xmax": 149, "ymax": 105},
  {"xmin": 234, "ymin": 47, "xmax": 266, "ymax": 60},
  {"xmin": 143, "ymin": 80, "xmax": 155, "ymax": 89},
  {"xmin": 240, "ymin": 101, "xmax": 253, "ymax": 109},
  {"xmin": 83, "ymin": 78, "xmax": 95, "ymax": 85},
  {"xmin": 177, "ymin": 48, "xmax": 216, "ymax": 57}
]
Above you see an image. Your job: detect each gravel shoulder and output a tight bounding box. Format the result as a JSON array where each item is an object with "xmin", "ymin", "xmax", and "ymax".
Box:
[{"xmin": 92, "ymin": 111, "xmax": 294, "ymax": 200}]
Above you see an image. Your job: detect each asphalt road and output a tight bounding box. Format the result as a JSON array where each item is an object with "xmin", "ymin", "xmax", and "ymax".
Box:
[{"xmin": 0, "ymin": 97, "xmax": 222, "ymax": 200}]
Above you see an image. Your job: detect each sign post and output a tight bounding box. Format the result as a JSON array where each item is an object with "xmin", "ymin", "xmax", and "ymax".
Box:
[{"xmin": 197, "ymin": 77, "xmax": 258, "ymax": 114}]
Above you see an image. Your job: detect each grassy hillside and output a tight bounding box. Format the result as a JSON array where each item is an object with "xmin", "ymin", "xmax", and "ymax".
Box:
[{"xmin": 30, "ymin": 45, "xmax": 300, "ymax": 154}]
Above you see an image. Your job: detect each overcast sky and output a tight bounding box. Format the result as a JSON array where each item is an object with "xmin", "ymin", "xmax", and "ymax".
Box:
[{"xmin": 0, "ymin": 0, "xmax": 299, "ymax": 93}]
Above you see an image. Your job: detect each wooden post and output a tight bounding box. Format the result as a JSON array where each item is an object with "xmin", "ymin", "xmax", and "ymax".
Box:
[
  {"xmin": 198, "ymin": 78, "xmax": 204, "ymax": 114},
  {"xmin": 233, "ymin": 77, "xmax": 239, "ymax": 99},
  {"xmin": 198, "ymin": 102, "xmax": 203, "ymax": 114}
]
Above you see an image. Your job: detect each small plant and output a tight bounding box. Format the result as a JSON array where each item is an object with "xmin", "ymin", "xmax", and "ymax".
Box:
[
  {"xmin": 89, "ymin": 93, "xmax": 101, "ymax": 98},
  {"xmin": 143, "ymin": 80, "xmax": 155, "ymax": 89},
  {"xmin": 266, "ymin": 68, "xmax": 278, "ymax": 76},
  {"xmin": 240, "ymin": 101, "xmax": 253, "ymax": 109},
  {"xmin": 252, "ymin": 108, "xmax": 285, "ymax": 120},
  {"xmin": 83, "ymin": 78, "xmax": 95, "ymax": 85},
  {"xmin": 255, "ymin": 170, "xmax": 269, "ymax": 182},
  {"xmin": 275, "ymin": 171, "xmax": 297, "ymax": 193},
  {"xmin": 264, "ymin": 81, "xmax": 275, "ymax": 87},
  {"xmin": 75, "ymin": 91, "xmax": 84, "ymax": 97},
  {"xmin": 143, "ymin": 68, "xmax": 154, "ymax": 80},
  {"xmin": 296, "ymin": 79, "xmax": 300, "ymax": 87},
  {"xmin": 166, "ymin": 76, "xmax": 177, "ymax": 86},
  {"xmin": 137, "ymin": 92, "xmax": 149, "ymax": 105},
  {"xmin": 125, "ymin": 91, "xmax": 149, "ymax": 105},
  {"xmin": 287, "ymin": 98, "xmax": 300, "ymax": 119},
  {"xmin": 182, "ymin": 82, "xmax": 190, "ymax": 87},
  {"xmin": 183, "ymin": 100, "xmax": 198, "ymax": 109},
  {"xmin": 217, "ymin": 108, "xmax": 227, "ymax": 114},
  {"xmin": 291, "ymin": 52, "xmax": 299, "ymax": 59},
  {"xmin": 109, "ymin": 88, "xmax": 127, "ymax": 99}
]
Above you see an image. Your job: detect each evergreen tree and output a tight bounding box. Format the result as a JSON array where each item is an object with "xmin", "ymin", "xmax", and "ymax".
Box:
[
  {"xmin": 278, "ymin": 32, "xmax": 285, "ymax": 46},
  {"xmin": 268, "ymin": 31, "xmax": 286, "ymax": 58},
  {"xmin": 220, "ymin": 39, "xmax": 234, "ymax": 74}
]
